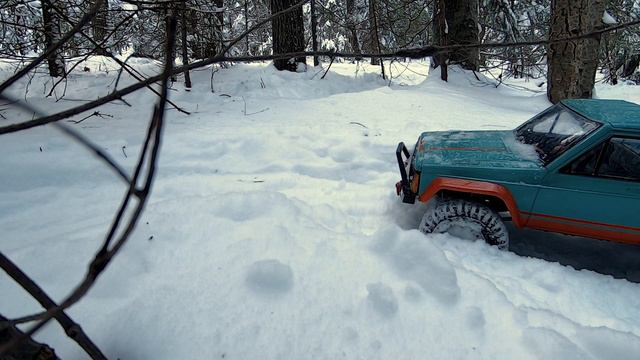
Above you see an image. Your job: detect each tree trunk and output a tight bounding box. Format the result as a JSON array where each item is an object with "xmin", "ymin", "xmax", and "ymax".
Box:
[
  {"xmin": 12, "ymin": 6, "xmax": 27, "ymax": 56},
  {"xmin": 245, "ymin": 0, "xmax": 250, "ymax": 55},
  {"xmin": 214, "ymin": 0, "xmax": 224, "ymax": 55},
  {"xmin": 444, "ymin": 0, "xmax": 479, "ymax": 71},
  {"xmin": 432, "ymin": 0, "xmax": 478, "ymax": 78},
  {"xmin": 433, "ymin": 0, "xmax": 448, "ymax": 81},
  {"xmin": 346, "ymin": 0, "xmax": 361, "ymax": 58},
  {"xmin": 311, "ymin": 0, "xmax": 319, "ymax": 66},
  {"xmin": 164, "ymin": 9, "xmax": 177, "ymax": 82},
  {"xmin": 63, "ymin": 3, "xmax": 81, "ymax": 57},
  {"xmin": 91, "ymin": 0, "xmax": 109, "ymax": 55},
  {"xmin": 547, "ymin": 0, "xmax": 605, "ymax": 103},
  {"xmin": 41, "ymin": 0, "xmax": 65, "ymax": 77},
  {"xmin": 187, "ymin": 2, "xmax": 222, "ymax": 59},
  {"xmin": 621, "ymin": 54, "xmax": 640, "ymax": 78},
  {"xmin": 368, "ymin": 0, "xmax": 379, "ymax": 65},
  {"xmin": 270, "ymin": 0, "xmax": 306, "ymax": 72},
  {"xmin": 181, "ymin": 8, "xmax": 192, "ymax": 89}
]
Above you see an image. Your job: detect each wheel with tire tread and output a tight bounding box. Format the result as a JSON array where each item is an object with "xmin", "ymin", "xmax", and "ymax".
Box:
[{"xmin": 419, "ymin": 199, "xmax": 509, "ymax": 250}]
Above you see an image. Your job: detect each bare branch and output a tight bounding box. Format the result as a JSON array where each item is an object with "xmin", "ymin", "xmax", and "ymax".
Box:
[
  {"xmin": 0, "ymin": 0, "xmax": 106, "ymax": 95},
  {"xmin": 0, "ymin": 94, "xmax": 131, "ymax": 185},
  {"xmin": 3, "ymin": 17, "xmax": 640, "ymax": 136},
  {"xmin": 0, "ymin": 253, "xmax": 107, "ymax": 360},
  {"xmin": 0, "ymin": 15, "xmax": 179, "ymax": 354}
]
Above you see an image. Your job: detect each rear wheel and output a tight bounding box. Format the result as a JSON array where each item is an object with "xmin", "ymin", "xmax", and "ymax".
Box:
[{"xmin": 419, "ymin": 199, "xmax": 509, "ymax": 250}]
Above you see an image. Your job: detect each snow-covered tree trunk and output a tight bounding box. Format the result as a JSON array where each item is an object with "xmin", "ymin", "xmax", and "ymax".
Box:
[
  {"xmin": 547, "ymin": 0, "xmax": 605, "ymax": 103},
  {"xmin": 41, "ymin": 0, "xmax": 65, "ymax": 77},
  {"xmin": 270, "ymin": 0, "xmax": 306, "ymax": 72}
]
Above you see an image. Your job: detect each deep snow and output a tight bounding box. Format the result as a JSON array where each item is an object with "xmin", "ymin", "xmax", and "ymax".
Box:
[{"xmin": 2, "ymin": 58, "xmax": 640, "ymax": 359}]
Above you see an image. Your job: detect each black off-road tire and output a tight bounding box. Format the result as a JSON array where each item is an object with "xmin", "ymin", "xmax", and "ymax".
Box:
[{"xmin": 419, "ymin": 199, "xmax": 509, "ymax": 250}]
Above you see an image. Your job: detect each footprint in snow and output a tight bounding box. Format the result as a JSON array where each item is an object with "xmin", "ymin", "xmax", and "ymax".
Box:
[
  {"xmin": 367, "ymin": 282, "xmax": 398, "ymax": 317},
  {"xmin": 245, "ymin": 259, "xmax": 293, "ymax": 294},
  {"xmin": 465, "ymin": 307, "xmax": 486, "ymax": 330}
]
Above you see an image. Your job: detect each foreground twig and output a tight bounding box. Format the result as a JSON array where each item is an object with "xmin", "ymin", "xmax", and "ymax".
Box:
[
  {"xmin": 1, "ymin": 0, "xmax": 639, "ymax": 356},
  {"xmin": 0, "ymin": 253, "xmax": 107, "ymax": 359},
  {"xmin": 68, "ymin": 111, "xmax": 114, "ymax": 124},
  {"xmin": 0, "ymin": 13, "xmax": 177, "ymax": 358},
  {"xmin": 0, "ymin": 314, "xmax": 59, "ymax": 359},
  {"xmin": 321, "ymin": 57, "xmax": 335, "ymax": 80},
  {"xmin": 2, "ymin": 98, "xmax": 131, "ymax": 184}
]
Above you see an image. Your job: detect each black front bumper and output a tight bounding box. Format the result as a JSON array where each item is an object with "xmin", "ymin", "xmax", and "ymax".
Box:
[{"xmin": 396, "ymin": 142, "xmax": 417, "ymax": 204}]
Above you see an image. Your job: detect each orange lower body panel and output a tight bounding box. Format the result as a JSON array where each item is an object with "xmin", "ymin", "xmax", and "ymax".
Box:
[{"xmin": 523, "ymin": 211, "xmax": 640, "ymax": 245}]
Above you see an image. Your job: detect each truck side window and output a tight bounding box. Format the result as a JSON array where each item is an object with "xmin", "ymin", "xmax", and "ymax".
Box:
[
  {"xmin": 563, "ymin": 137, "xmax": 640, "ymax": 182},
  {"xmin": 597, "ymin": 138, "xmax": 640, "ymax": 181},
  {"xmin": 563, "ymin": 142, "xmax": 605, "ymax": 176}
]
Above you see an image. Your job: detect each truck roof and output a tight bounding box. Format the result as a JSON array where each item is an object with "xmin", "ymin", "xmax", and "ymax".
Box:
[{"xmin": 562, "ymin": 99, "xmax": 640, "ymax": 130}]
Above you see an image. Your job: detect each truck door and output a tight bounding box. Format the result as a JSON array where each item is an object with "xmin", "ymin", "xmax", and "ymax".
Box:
[{"xmin": 528, "ymin": 136, "xmax": 640, "ymax": 243}]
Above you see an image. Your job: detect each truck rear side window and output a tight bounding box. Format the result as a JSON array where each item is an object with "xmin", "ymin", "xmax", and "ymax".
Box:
[
  {"xmin": 563, "ymin": 137, "xmax": 640, "ymax": 182},
  {"xmin": 599, "ymin": 138, "xmax": 640, "ymax": 181}
]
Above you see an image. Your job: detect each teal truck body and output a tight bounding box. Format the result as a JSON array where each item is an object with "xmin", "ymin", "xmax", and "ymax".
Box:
[{"xmin": 396, "ymin": 99, "xmax": 640, "ymax": 245}]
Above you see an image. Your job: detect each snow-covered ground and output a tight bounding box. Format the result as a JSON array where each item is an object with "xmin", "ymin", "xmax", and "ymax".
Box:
[{"xmin": 2, "ymin": 58, "xmax": 640, "ymax": 359}]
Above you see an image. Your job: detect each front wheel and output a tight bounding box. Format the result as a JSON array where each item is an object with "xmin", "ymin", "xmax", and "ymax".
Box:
[{"xmin": 419, "ymin": 199, "xmax": 509, "ymax": 250}]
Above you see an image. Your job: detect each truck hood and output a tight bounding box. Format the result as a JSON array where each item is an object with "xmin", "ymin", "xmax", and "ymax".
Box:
[{"xmin": 414, "ymin": 130, "xmax": 542, "ymax": 169}]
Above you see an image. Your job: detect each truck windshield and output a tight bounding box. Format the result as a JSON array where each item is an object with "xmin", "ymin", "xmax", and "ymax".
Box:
[{"xmin": 514, "ymin": 104, "xmax": 601, "ymax": 165}]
